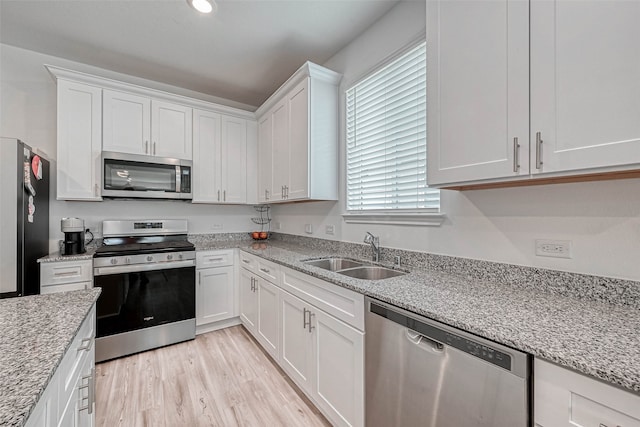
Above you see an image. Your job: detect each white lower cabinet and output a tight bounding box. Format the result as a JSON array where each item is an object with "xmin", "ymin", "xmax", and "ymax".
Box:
[
  {"xmin": 26, "ymin": 305, "xmax": 96, "ymax": 427},
  {"xmin": 534, "ymin": 358, "xmax": 640, "ymax": 427},
  {"xmin": 238, "ymin": 251, "xmax": 365, "ymax": 427},
  {"xmin": 195, "ymin": 250, "xmax": 237, "ymax": 333}
]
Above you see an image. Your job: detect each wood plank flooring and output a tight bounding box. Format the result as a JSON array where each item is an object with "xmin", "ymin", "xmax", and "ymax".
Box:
[{"xmin": 95, "ymin": 326, "xmax": 331, "ymax": 427}]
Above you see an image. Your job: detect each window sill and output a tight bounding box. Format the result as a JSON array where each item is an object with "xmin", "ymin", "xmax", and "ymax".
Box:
[{"xmin": 342, "ymin": 212, "xmax": 445, "ymax": 227}]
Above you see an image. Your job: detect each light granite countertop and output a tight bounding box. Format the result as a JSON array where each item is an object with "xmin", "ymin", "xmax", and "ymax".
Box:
[
  {"xmin": 238, "ymin": 241, "xmax": 640, "ymax": 395},
  {"xmin": 0, "ymin": 289, "xmax": 102, "ymax": 427}
]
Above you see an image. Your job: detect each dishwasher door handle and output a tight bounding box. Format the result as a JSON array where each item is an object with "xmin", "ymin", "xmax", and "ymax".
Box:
[{"xmin": 406, "ymin": 329, "xmax": 444, "ymax": 351}]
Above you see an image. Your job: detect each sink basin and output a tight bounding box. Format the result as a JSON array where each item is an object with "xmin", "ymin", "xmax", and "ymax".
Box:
[
  {"xmin": 338, "ymin": 266, "xmax": 406, "ymax": 280},
  {"xmin": 303, "ymin": 258, "xmax": 365, "ymax": 271}
]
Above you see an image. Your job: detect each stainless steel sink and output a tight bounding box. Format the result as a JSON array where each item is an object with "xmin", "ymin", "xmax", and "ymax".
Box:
[
  {"xmin": 303, "ymin": 258, "xmax": 365, "ymax": 271},
  {"xmin": 337, "ymin": 266, "xmax": 406, "ymax": 280}
]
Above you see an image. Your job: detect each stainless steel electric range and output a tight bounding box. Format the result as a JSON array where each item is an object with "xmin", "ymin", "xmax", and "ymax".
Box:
[{"xmin": 93, "ymin": 219, "xmax": 195, "ymax": 362}]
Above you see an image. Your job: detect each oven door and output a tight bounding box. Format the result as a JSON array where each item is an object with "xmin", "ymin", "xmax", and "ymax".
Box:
[{"xmin": 94, "ymin": 261, "xmax": 195, "ymax": 338}]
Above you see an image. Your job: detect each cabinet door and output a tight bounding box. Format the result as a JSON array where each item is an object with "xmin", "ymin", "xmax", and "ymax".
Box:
[
  {"xmin": 530, "ymin": 1, "xmax": 640, "ymax": 175},
  {"xmin": 40, "ymin": 281, "xmax": 92, "ymax": 295},
  {"xmin": 196, "ymin": 266, "xmax": 235, "ymax": 326},
  {"xmin": 239, "ymin": 269, "xmax": 257, "ymax": 333},
  {"xmin": 256, "ymin": 278, "xmax": 279, "ymax": 360},
  {"xmin": 426, "ymin": 0, "xmax": 529, "ymax": 186},
  {"xmin": 257, "ymin": 114, "xmax": 273, "ymax": 203},
  {"xmin": 271, "ymin": 99, "xmax": 289, "ymax": 202},
  {"xmin": 280, "ymin": 291, "xmax": 314, "ymax": 395},
  {"xmin": 312, "ymin": 309, "xmax": 364, "ymax": 427},
  {"xmin": 192, "ymin": 109, "xmax": 221, "ymax": 203},
  {"xmin": 103, "ymin": 89, "xmax": 150, "ymax": 155},
  {"xmin": 56, "ymin": 80, "xmax": 102, "ymax": 201},
  {"xmin": 221, "ymin": 116, "xmax": 247, "ymax": 203},
  {"xmin": 151, "ymin": 100, "xmax": 193, "ymax": 160},
  {"xmin": 287, "ymin": 78, "xmax": 310, "ymax": 200}
]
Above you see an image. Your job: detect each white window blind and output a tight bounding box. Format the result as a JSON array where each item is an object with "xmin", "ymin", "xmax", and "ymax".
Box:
[{"xmin": 346, "ymin": 41, "xmax": 439, "ymax": 212}]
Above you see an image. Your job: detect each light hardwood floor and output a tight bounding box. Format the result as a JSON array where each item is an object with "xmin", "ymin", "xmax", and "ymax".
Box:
[{"xmin": 95, "ymin": 326, "xmax": 331, "ymax": 427}]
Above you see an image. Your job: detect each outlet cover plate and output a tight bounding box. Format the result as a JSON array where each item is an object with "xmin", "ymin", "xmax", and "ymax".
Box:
[{"xmin": 535, "ymin": 239, "xmax": 572, "ymax": 259}]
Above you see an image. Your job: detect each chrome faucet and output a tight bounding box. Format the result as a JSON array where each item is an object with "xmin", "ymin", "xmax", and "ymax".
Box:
[{"xmin": 364, "ymin": 232, "xmax": 380, "ymax": 262}]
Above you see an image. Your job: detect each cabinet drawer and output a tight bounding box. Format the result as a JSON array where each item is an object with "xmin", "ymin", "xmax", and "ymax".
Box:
[
  {"xmin": 196, "ymin": 249, "xmax": 234, "ymax": 268},
  {"xmin": 535, "ymin": 359, "xmax": 640, "ymax": 427},
  {"xmin": 256, "ymin": 257, "xmax": 279, "ymax": 283},
  {"xmin": 280, "ymin": 267, "xmax": 364, "ymax": 331},
  {"xmin": 239, "ymin": 251, "xmax": 258, "ymax": 272},
  {"xmin": 41, "ymin": 281, "xmax": 92, "ymax": 295},
  {"xmin": 40, "ymin": 260, "xmax": 93, "ymax": 285}
]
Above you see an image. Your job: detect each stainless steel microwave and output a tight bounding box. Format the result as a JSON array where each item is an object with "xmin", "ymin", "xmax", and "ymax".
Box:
[{"xmin": 102, "ymin": 151, "xmax": 192, "ymax": 200}]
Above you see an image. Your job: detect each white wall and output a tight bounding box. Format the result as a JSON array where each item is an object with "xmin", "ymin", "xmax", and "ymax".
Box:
[
  {"xmin": 271, "ymin": 0, "xmax": 640, "ymax": 282},
  {"xmin": 0, "ymin": 43, "xmax": 256, "ymax": 251}
]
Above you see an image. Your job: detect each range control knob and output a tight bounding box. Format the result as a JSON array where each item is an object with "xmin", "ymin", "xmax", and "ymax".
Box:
[
  {"xmin": 125, "ymin": 257, "xmax": 131, "ymax": 264},
  {"xmin": 178, "ymin": 254, "xmax": 184, "ymax": 260},
  {"xmin": 167, "ymin": 254, "xmax": 173, "ymax": 261},
  {"xmin": 110, "ymin": 258, "xmax": 118, "ymax": 265},
  {"xmin": 146, "ymin": 255, "xmax": 153, "ymax": 262}
]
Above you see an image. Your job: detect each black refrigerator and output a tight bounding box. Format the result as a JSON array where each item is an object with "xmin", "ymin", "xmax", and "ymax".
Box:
[{"xmin": 0, "ymin": 138, "xmax": 50, "ymax": 298}]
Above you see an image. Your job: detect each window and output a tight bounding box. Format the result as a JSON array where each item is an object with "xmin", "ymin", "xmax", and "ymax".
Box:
[{"xmin": 346, "ymin": 41, "xmax": 439, "ymax": 213}]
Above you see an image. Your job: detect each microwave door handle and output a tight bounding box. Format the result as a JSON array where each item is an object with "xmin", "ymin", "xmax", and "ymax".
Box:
[{"xmin": 176, "ymin": 166, "xmax": 181, "ymax": 193}]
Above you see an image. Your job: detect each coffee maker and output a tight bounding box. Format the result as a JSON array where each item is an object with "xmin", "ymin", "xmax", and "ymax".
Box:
[{"xmin": 61, "ymin": 217, "xmax": 86, "ymax": 255}]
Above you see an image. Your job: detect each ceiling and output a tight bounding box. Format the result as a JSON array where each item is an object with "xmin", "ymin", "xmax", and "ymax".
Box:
[{"xmin": 0, "ymin": 0, "xmax": 401, "ymax": 109}]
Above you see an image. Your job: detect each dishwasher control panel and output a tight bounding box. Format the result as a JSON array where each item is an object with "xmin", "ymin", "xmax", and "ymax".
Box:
[{"xmin": 443, "ymin": 332, "xmax": 511, "ymax": 370}]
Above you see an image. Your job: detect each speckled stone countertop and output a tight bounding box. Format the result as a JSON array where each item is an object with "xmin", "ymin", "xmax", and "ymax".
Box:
[
  {"xmin": 238, "ymin": 241, "xmax": 640, "ymax": 394},
  {"xmin": 0, "ymin": 289, "xmax": 102, "ymax": 427},
  {"xmin": 38, "ymin": 247, "xmax": 96, "ymax": 263}
]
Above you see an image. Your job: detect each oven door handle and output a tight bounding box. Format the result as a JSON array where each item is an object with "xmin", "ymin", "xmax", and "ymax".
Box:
[{"xmin": 94, "ymin": 260, "xmax": 195, "ymax": 276}]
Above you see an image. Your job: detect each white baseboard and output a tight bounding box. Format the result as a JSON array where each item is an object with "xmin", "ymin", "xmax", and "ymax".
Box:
[{"xmin": 196, "ymin": 317, "xmax": 242, "ymax": 335}]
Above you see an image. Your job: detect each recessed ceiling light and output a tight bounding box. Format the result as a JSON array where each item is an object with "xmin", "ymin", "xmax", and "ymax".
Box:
[{"xmin": 187, "ymin": 0, "xmax": 216, "ymax": 14}]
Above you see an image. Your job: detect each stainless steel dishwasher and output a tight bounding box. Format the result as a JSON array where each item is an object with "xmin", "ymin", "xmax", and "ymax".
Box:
[{"xmin": 365, "ymin": 298, "xmax": 531, "ymax": 427}]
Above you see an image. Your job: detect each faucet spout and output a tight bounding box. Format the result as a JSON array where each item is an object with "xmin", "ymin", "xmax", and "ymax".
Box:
[{"xmin": 364, "ymin": 232, "xmax": 380, "ymax": 262}]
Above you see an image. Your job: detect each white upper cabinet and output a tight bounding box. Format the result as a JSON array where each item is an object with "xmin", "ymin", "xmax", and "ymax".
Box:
[
  {"xmin": 530, "ymin": 0, "xmax": 640, "ymax": 176},
  {"xmin": 192, "ymin": 109, "xmax": 251, "ymax": 204},
  {"xmin": 102, "ymin": 90, "xmax": 150, "ymax": 156},
  {"xmin": 55, "ymin": 79, "xmax": 103, "ymax": 201},
  {"xmin": 426, "ymin": 0, "xmax": 529, "ymax": 186},
  {"xmin": 192, "ymin": 109, "xmax": 221, "ymax": 203},
  {"xmin": 256, "ymin": 62, "xmax": 341, "ymax": 203},
  {"xmin": 103, "ymin": 89, "xmax": 192, "ymax": 160},
  {"xmin": 427, "ymin": 0, "xmax": 640, "ymax": 188},
  {"xmin": 151, "ymin": 100, "xmax": 192, "ymax": 159},
  {"xmin": 257, "ymin": 114, "xmax": 274, "ymax": 203}
]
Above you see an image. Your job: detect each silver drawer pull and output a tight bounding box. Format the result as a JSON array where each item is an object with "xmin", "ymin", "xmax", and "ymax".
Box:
[
  {"xmin": 241, "ymin": 259, "xmax": 251, "ymax": 264},
  {"xmin": 54, "ymin": 270, "xmax": 79, "ymax": 277},
  {"xmin": 77, "ymin": 337, "xmax": 92, "ymax": 352},
  {"xmin": 259, "ymin": 268, "xmax": 270, "ymax": 273},
  {"xmin": 207, "ymin": 257, "xmax": 224, "ymax": 262}
]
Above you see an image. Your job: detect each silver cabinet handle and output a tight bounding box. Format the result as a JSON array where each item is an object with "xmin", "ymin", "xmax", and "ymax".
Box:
[
  {"xmin": 94, "ymin": 183, "xmax": 99, "ymax": 197},
  {"xmin": 217, "ymin": 190, "xmax": 220, "ymax": 201},
  {"xmin": 223, "ymin": 190, "xmax": 226, "ymax": 202},
  {"xmin": 78, "ymin": 368, "xmax": 95, "ymax": 414},
  {"xmin": 535, "ymin": 131, "xmax": 543, "ymax": 169},
  {"xmin": 241, "ymin": 258, "xmax": 250, "ymax": 264},
  {"xmin": 259, "ymin": 267, "xmax": 270, "ymax": 273},
  {"xmin": 207, "ymin": 257, "xmax": 224, "ymax": 262},
  {"xmin": 281, "ymin": 185, "xmax": 284, "ymax": 198},
  {"xmin": 286, "ymin": 186, "xmax": 289, "ymax": 199},
  {"xmin": 153, "ymin": 141, "xmax": 156, "ymax": 155},
  {"xmin": 198, "ymin": 271, "xmax": 201, "ymax": 285},
  {"xmin": 308, "ymin": 312, "xmax": 315, "ymax": 333},
  {"xmin": 513, "ymin": 137, "xmax": 520, "ymax": 172},
  {"xmin": 303, "ymin": 307, "xmax": 309, "ymax": 329},
  {"xmin": 77, "ymin": 337, "xmax": 92, "ymax": 352},
  {"xmin": 145, "ymin": 140, "xmax": 149, "ymax": 154},
  {"xmin": 266, "ymin": 189, "xmax": 270, "ymax": 200}
]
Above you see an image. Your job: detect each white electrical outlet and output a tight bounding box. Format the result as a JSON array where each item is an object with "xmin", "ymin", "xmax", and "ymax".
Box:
[
  {"xmin": 535, "ymin": 239, "xmax": 572, "ymax": 259},
  {"xmin": 325, "ymin": 225, "xmax": 335, "ymax": 235},
  {"xmin": 305, "ymin": 224, "xmax": 313, "ymax": 234}
]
